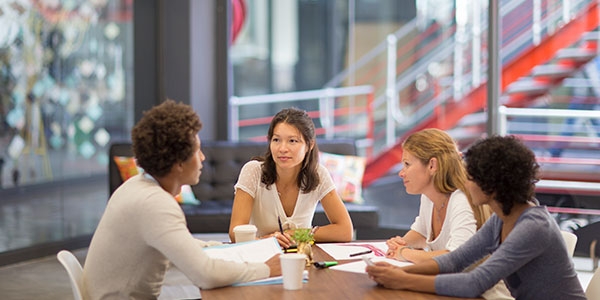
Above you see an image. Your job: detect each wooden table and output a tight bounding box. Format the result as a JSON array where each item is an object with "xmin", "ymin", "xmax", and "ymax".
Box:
[{"xmin": 201, "ymin": 243, "xmax": 483, "ymax": 300}]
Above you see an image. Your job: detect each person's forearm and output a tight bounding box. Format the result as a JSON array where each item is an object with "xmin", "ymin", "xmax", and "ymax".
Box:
[
  {"xmin": 402, "ymin": 248, "xmax": 449, "ymax": 264},
  {"xmin": 313, "ymin": 223, "xmax": 353, "ymax": 242},
  {"xmin": 403, "ymin": 273, "xmax": 437, "ymax": 294},
  {"xmin": 402, "ymin": 230, "xmax": 427, "ymax": 249},
  {"xmin": 403, "ymin": 258, "xmax": 441, "ymax": 275}
]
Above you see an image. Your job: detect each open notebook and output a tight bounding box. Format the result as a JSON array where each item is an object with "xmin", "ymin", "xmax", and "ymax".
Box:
[
  {"xmin": 161, "ymin": 238, "xmax": 285, "ymax": 299},
  {"xmin": 203, "ymin": 237, "xmax": 283, "ymax": 263}
]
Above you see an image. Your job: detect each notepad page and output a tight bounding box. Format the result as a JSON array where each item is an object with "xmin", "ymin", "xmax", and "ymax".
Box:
[
  {"xmin": 316, "ymin": 242, "xmax": 388, "ymax": 260},
  {"xmin": 329, "ymin": 257, "xmax": 412, "ymax": 274},
  {"xmin": 203, "ymin": 237, "xmax": 283, "ymax": 263},
  {"xmin": 234, "ymin": 270, "xmax": 309, "ymax": 286}
]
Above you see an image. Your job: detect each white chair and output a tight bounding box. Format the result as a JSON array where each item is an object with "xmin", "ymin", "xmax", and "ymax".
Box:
[
  {"xmin": 587, "ymin": 266, "xmax": 600, "ymax": 300},
  {"xmin": 57, "ymin": 250, "xmax": 84, "ymax": 300},
  {"xmin": 561, "ymin": 230, "xmax": 578, "ymax": 257}
]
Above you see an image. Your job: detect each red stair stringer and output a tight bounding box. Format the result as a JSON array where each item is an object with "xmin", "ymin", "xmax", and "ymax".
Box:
[{"xmin": 363, "ymin": 1, "xmax": 599, "ymax": 187}]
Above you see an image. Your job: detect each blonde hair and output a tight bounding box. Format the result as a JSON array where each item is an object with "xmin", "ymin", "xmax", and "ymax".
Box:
[{"xmin": 402, "ymin": 128, "xmax": 491, "ymax": 229}]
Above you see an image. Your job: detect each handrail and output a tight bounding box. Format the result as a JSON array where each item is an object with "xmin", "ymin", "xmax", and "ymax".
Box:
[
  {"xmin": 498, "ymin": 106, "xmax": 600, "ymax": 135},
  {"xmin": 498, "ymin": 106, "xmax": 600, "ymax": 195},
  {"xmin": 538, "ymin": 180, "xmax": 600, "ymax": 193}
]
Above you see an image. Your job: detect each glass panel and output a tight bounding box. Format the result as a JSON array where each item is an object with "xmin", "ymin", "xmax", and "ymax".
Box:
[
  {"xmin": 229, "ymin": 0, "xmax": 600, "ymax": 228},
  {"xmin": 0, "ymin": 0, "xmax": 133, "ymax": 252}
]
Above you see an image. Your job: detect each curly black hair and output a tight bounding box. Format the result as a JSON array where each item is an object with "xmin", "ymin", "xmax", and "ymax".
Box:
[
  {"xmin": 131, "ymin": 99, "xmax": 202, "ymax": 177},
  {"xmin": 464, "ymin": 135, "xmax": 539, "ymax": 216}
]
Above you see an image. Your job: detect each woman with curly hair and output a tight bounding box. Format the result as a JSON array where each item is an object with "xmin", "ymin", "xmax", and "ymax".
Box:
[
  {"xmin": 385, "ymin": 128, "xmax": 491, "ymax": 263},
  {"xmin": 229, "ymin": 107, "xmax": 353, "ymax": 248},
  {"xmin": 367, "ymin": 135, "xmax": 586, "ymax": 300},
  {"xmin": 84, "ymin": 100, "xmax": 281, "ymax": 299}
]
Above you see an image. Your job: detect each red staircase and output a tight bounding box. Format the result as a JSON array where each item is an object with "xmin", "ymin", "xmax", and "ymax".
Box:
[{"xmin": 363, "ymin": 1, "xmax": 600, "ymax": 187}]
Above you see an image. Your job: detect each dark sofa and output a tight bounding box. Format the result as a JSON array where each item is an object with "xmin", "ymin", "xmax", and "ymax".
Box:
[{"xmin": 108, "ymin": 139, "xmax": 379, "ymax": 237}]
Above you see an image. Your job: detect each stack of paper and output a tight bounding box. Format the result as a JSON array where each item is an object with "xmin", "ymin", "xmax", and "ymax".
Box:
[{"xmin": 204, "ymin": 237, "xmax": 301, "ymax": 286}]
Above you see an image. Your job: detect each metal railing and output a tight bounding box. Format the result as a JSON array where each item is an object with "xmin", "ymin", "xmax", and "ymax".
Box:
[{"xmin": 498, "ymin": 105, "xmax": 600, "ymax": 194}]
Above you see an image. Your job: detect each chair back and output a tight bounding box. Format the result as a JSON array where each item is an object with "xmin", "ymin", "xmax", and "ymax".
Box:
[
  {"xmin": 561, "ymin": 230, "xmax": 578, "ymax": 257},
  {"xmin": 57, "ymin": 250, "xmax": 84, "ymax": 300},
  {"xmin": 587, "ymin": 266, "xmax": 600, "ymax": 300}
]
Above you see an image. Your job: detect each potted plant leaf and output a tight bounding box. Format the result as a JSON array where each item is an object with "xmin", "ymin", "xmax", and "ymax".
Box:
[{"xmin": 292, "ymin": 228, "xmax": 314, "ymax": 266}]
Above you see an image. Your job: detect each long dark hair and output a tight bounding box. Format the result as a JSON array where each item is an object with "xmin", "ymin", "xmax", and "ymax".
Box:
[{"xmin": 255, "ymin": 107, "xmax": 320, "ymax": 193}]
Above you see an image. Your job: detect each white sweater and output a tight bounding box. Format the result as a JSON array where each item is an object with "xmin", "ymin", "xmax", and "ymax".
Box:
[{"xmin": 83, "ymin": 174, "xmax": 269, "ymax": 300}]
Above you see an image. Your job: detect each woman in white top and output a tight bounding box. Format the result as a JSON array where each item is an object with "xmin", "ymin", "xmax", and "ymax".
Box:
[
  {"xmin": 229, "ymin": 107, "xmax": 354, "ymax": 248},
  {"xmin": 385, "ymin": 128, "xmax": 491, "ymax": 263}
]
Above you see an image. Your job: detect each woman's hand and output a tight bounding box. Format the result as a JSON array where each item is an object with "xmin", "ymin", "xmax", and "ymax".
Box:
[
  {"xmin": 263, "ymin": 231, "xmax": 294, "ymax": 248},
  {"xmin": 366, "ymin": 262, "xmax": 409, "ymax": 290},
  {"xmin": 386, "ymin": 236, "xmax": 407, "ymax": 258},
  {"xmin": 265, "ymin": 254, "xmax": 282, "ymax": 277}
]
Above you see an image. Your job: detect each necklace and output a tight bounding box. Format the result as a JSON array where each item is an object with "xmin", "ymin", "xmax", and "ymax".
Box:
[{"xmin": 434, "ymin": 198, "xmax": 449, "ymax": 224}]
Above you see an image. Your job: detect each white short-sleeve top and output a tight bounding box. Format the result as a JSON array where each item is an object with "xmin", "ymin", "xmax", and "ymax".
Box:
[
  {"xmin": 410, "ymin": 189, "xmax": 477, "ymax": 251},
  {"xmin": 234, "ymin": 160, "xmax": 336, "ymax": 237}
]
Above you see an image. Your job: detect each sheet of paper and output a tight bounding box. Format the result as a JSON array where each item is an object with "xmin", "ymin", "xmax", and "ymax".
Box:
[
  {"xmin": 159, "ymin": 285, "xmax": 202, "ymax": 300},
  {"xmin": 234, "ymin": 270, "xmax": 309, "ymax": 286},
  {"xmin": 159, "ymin": 266, "xmax": 202, "ymax": 300},
  {"xmin": 203, "ymin": 237, "xmax": 282, "ymax": 263},
  {"xmin": 329, "ymin": 257, "xmax": 412, "ymax": 274},
  {"xmin": 316, "ymin": 242, "xmax": 388, "ymax": 260}
]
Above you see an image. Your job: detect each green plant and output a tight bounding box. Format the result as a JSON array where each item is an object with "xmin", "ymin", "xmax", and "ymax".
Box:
[{"xmin": 292, "ymin": 228, "xmax": 314, "ymax": 244}]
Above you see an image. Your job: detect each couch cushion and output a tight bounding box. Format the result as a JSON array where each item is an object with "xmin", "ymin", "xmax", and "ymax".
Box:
[
  {"xmin": 319, "ymin": 151, "xmax": 366, "ymax": 203},
  {"xmin": 111, "ymin": 153, "xmax": 200, "ymax": 205}
]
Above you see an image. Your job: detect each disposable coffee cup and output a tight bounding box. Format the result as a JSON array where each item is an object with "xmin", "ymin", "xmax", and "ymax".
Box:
[
  {"xmin": 233, "ymin": 224, "xmax": 257, "ymax": 243},
  {"xmin": 279, "ymin": 253, "xmax": 306, "ymax": 290}
]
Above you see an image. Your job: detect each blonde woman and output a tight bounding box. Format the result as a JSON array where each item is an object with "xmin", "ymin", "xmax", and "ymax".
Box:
[{"xmin": 385, "ymin": 128, "xmax": 490, "ymax": 263}]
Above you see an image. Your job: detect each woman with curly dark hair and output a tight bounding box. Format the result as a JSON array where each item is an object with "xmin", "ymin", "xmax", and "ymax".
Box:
[
  {"xmin": 84, "ymin": 100, "xmax": 281, "ymax": 299},
  {"xmin": 229, "ymin": 107, "xmax": 353, "ymax": 248},
  {"xmin": 366, "ymin": 135, "xmax": 586, "ymax": 300}
]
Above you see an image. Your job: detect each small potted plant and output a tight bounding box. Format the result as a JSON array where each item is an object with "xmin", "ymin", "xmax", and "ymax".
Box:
[{"xmin": 292, "ymin": 228, "xmax": 314, "ymax": 266}]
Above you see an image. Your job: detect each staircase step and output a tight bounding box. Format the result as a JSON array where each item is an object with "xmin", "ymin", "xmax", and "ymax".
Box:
[
  {"xmin": 532, "ymin": 64, "xmax": 575, "ymax": 78},
  {"xmin": 556, "ymin": 48, "xmax": 596, "ymax": 62},
  {"xmin": 505, "ymin": 78, "xmax": 551, "ymax": 95},
  {"xmin": 582, "ymin": 31, "xmax": 600, "ymax": 42}
]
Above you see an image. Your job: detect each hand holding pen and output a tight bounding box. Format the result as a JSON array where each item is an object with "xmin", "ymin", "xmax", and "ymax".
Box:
[{"xmin": 275, "ymin": 216, "xmax": 294, "ymax": 249}]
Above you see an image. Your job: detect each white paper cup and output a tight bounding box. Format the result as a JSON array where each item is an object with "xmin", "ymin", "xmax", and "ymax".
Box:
[
  {"xmin": 279, "ymin": 253, "xmax": 306, "ymax": 290},
  {"xmin": 233, "ymin": 224, "xmax": 257, "ymax": 243}
]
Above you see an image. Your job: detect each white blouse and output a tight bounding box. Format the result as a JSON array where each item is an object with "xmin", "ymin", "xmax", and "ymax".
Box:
[
  {"xmin": 234, "ymin": 160, "xmax": 336, "ymax": 237},
  {"xmin": 410, "ymin": 189, "xmax": 477, "ymax": 251}
]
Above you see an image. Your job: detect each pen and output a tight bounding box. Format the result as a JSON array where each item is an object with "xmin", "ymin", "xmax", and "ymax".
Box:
[
  {"xmin": 313, "ymin": 261, "xmax": 338, "ymax": 268},
  {"xmin": 349, "ymin": 250, "xmax": 373, "ymax": 257},
  {"xmin": 277, "ymin": 216, "xmax": 284, "ymax": 235}
]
